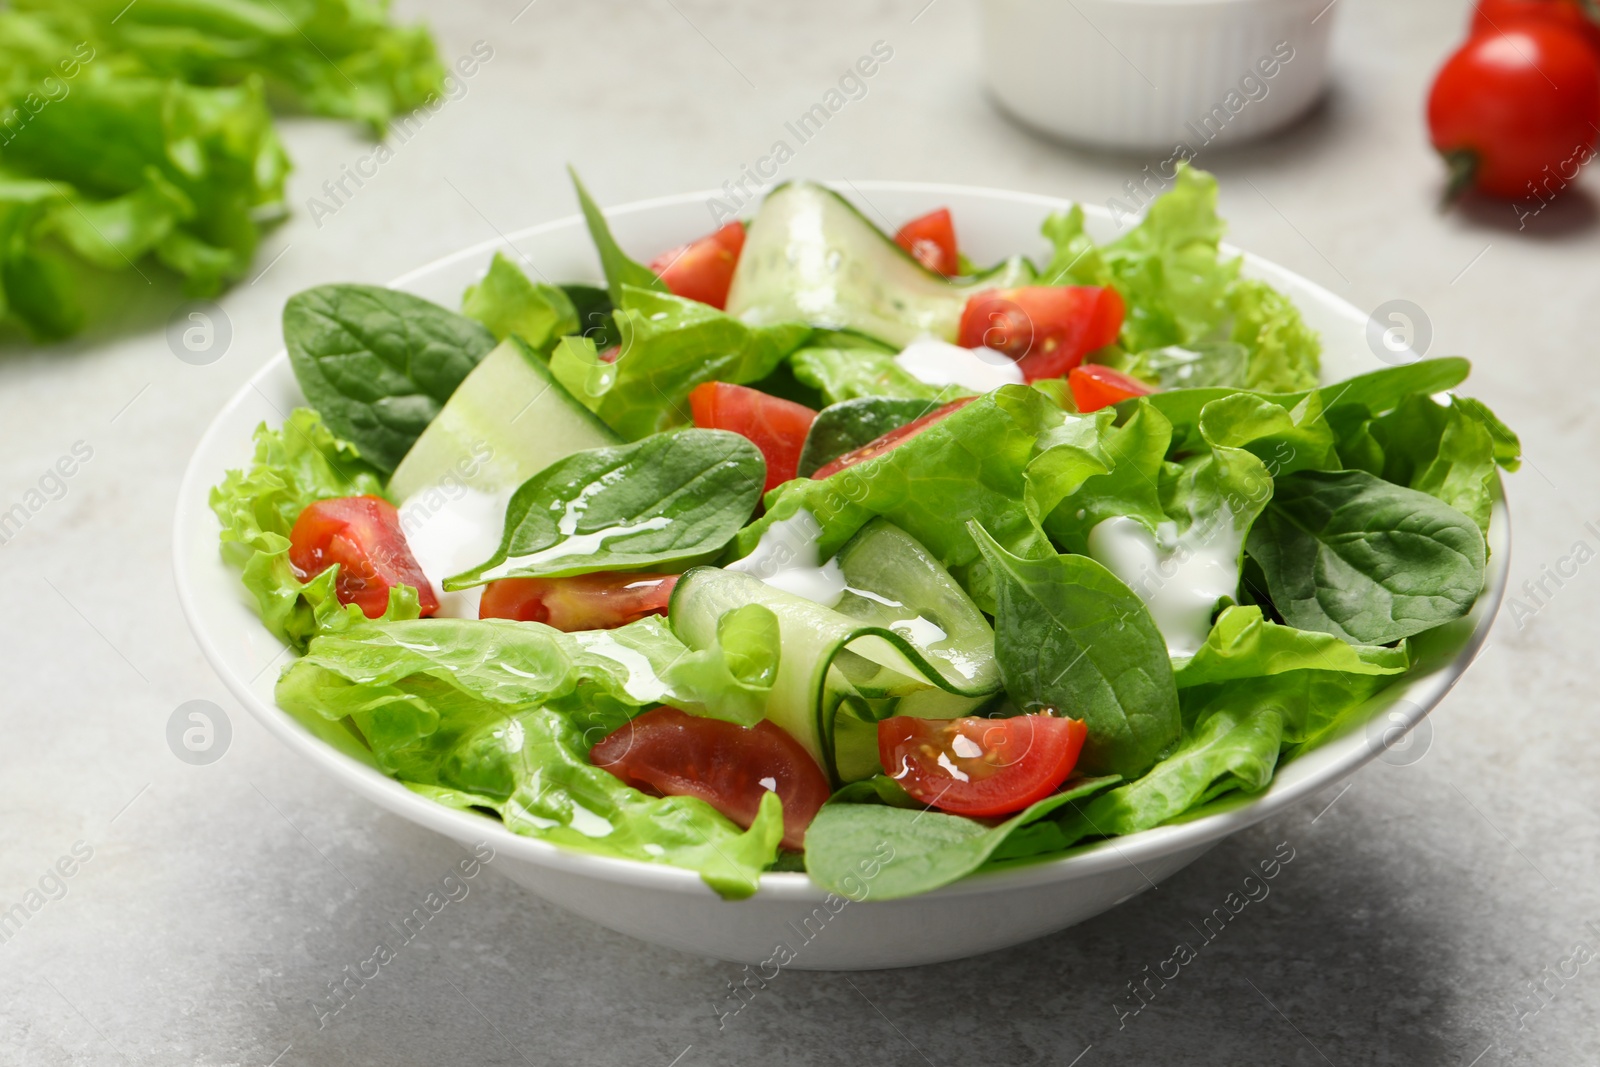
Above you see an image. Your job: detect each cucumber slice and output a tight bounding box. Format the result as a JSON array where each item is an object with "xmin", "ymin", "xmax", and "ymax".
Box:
[
  {"xmin": 725, "ymin": 182, "xmax": 1035, "ymax": 348},
  {"xmin": 388, "ymin": 337, "xmax": 620, "ymax": 501},
  {"xmin": 669, "ymin": 520, "xmax": 1001, "ymax": 781}
]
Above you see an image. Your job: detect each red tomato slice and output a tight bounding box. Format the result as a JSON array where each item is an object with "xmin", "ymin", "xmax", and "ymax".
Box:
[
  {"xmin": 1068, "ymin": 364, "xmax": 1157, "ymax": 412},
  {"xmin": 688, "ymin": 381, "xmax": 817, "ymax": 492},
  {"xmin": 649, "ymin": 221, "xmax": 746, "ymax": 310},
  {"xmin": 894, "ymin": 207, "xmax": 959, "ymax": 276},
  {"xmin": 479, "ymin": 573, "xmax": 678, "ymax": 631},
  {"xmin": 878, "ymin": 713, "xmax": 1088, "ymax": 818},
  {"xmin": 810, "ymin": 396, "xmax": 976, "ymax": 480},
  {"xmin": 289, "ymin": 496, "xmax": 439, "ymax": 618},
  {"xmin": 957, "ymin": 286, "xmax": 1125, "ymax": 382},
  {"xmin": 591, "ymin": 707, "xmax": 830, "ymax": 850}
]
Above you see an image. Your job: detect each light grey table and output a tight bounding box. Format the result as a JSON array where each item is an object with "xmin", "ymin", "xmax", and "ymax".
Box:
[{"xmin": 3, "ymin": 1, "xmax": 1596, "ymax": 1063}]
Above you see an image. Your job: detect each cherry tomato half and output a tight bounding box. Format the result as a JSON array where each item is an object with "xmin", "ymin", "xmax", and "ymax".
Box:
[
  {"xmin": 810, "ymin": 396, "xmax": 976, "ymax": 480},
  {"xmin": 1068, "ymin": 364, "xmax": 1157, "ymax": 412},
  {"xmin": 1428, "ymin": 23, "xmax": 1600, "ymax": 200},
  {"xmin": 479, "ymin": 573, "xmax": 678, "ymax": 631},
  {"xmin": 689, "ymin": 381, "xmax": 817, "ymax": 491},
  {"xmin": 289, "ymin": 496, "xmax": 439, "ymax": 618},
  {"xmin": 878, "ymin": 713, "xmax": 1088, "ymax": 818},
  {"xmin": 591, "ymin": 707, "xmax": 830, "ymax": 850},
  {"xmin": 957, "ymin": 286, "xmax": 1125, "ymax": 381},
  {"xmin": 649, "ymin": 221, "xmax": 746, "ymax": 309},
  {"xmin": 894, "ymin": 207, "xmax": 960, "ymax": 276}
]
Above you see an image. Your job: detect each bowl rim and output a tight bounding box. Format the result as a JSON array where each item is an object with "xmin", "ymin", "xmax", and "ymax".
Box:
[{"xmin": 174, "ymin": 180, "xmax": 1510, "ymax": 904}]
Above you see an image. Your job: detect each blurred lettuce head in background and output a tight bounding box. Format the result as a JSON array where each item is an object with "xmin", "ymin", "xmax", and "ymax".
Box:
[{"xmin": 0, "ymin": 0, "xmax": 445, "ymax": 341}]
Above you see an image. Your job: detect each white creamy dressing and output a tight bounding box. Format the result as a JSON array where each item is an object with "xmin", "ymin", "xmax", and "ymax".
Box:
[
  {"xmin": 1086, "ymin": 515, "xmax": 1244, "ymax": 657},
  {"xmin": 893, "ymin": 337, "xmax": 1024, "ymax": 392},
  {"xmin": 399, "ymin": 486, "xmax": 512, "ymax": 619},
  {"xmin": 890, "ymin": 615, "xmax": 947, "ymax": 647},
  {"xmin": 571, "ymin": 631, "xmax": 672, "ymax": 703},
  {"xmin": 726, "ymin": 510, "xmax": 847, "ymax": 607}
]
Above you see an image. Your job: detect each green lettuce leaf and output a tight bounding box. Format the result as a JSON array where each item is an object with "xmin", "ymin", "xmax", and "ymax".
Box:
[
  {"xmin": 1172, "ymin": 605, "xmax": 1409, "ymax": 688},
  {"xmin": 1040, "ymin": 166, "xmax": 1320, "ymax": 392},
  {"xmin": 788, "ymin": 345, "xmax": 956, "ymax": 405},
  {"xmin": 551, "ymin": 286, "xmax": 811, "ymax": 440},
  {"xmin": 26, "ymin": 0, "xmax": 446, "ymax": 135},
  {"xmin": 277, "ymin": 616, "xmax": 783, "ymax": 897},
  {"xmin": 461, "ymin": 251, "xmax": 579, "ymax": 353},
  {"xmin": 735, "ymin": 384, "xmax": 1063, "ymax": 611},
  {"xmin": 209, "ymin": 407, "xmax": 420, "ymax": 649}
]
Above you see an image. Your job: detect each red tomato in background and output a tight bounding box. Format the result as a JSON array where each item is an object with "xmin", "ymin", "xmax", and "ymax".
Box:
[
  {"xmin": 1068, "ymin": 365, "xmax": 1157, "ymax": 412},
  {"xmin": 957, "ymin": 286, "xmax": 1125, "ymax": 382},
  {"xmin": 688, "ymin": 381, "xmax": 817, "ymax": 491},
  {"xmin": 810, "ymin": 396, "xmax": 976, "ymax": 480},
  {"xmin": 479, "ymin": 572, "xmax": 677, "ymax": 630},
  {"xmin": 649, "ymin": 221, "xmax": 746, "ymax": 309},
  {"xmin": 894, "ymin": 207, "xmax": 960, "ymax": 276},
  {"xmin": 878, "ymin": 713, "xmax": 1088, "ymax": 818},
  {"xmin": 1472, "ymin": 0, "xmax": 1600, "ymax": 60},
  {"xmin": 1428, "ymin": 23, "xmax": 1600, "ymax": 200},
  {"xmin": 289, "ymin": 496, "xmax": 439, "ymax": 618},
  {"xmin": 590, "ymin": 707, "xmax": 830, "ymax": 850}
]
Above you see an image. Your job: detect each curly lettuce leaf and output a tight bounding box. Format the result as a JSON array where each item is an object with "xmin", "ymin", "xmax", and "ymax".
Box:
[
  {"xmin": 1040, "ymin": 166, "xmax": 1320, "ymax": 392},
  {"xmin": 277, "ymin": 616, "xmax": 784, "ymax": 897},
  {"xmin": 209, "ymin": 407, "xmax": 420, "ymax": 649},
  {"xmin": 22, "ymin": 0, "xmax": 446, "ymax": 135},
  {"xmin": 461, "ymin": 251, "xmax": 579, "ymax": 353}
]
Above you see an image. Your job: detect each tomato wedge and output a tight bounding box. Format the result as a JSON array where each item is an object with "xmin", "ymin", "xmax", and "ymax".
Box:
[
  {"xmin": 289, "ymin": 496, "xmax": 439, "ymax": 618},
  {"xmin": 689, "ymin": 381, "xmax": 817, "ymax": 491},
  {"xmin": 648, "ymin": 220, "xmax": 746, "ymax": 310},
  {"xmin": 1068, "ymin": 364, "xmax": 1157, "ymax": 412},
  {"xmin": 894, "ymin": 207, "xmax": 959, "ymax": 276},
  {"xmin": 479, "ymin": 573, "xmax": 678, "ymax": 631},
  {"xmin": 878, "ymin": 713, "xmax": 1088, "ymax": 818},
  {"xmin": 810, "ymin": 396, "xmax": 976, "ymax": 480},
  {"xmin": 957, "ymin": 286, "xmax": 1125, "ymax": 382},
  {"xmin": 591, "ymin": 707, "xmax": 830, "ymax": 850}
]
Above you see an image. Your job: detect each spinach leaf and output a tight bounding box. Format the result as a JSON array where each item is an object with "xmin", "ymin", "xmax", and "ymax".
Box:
[
  {"xmin": 804, "ymin": 775, "xmax": 1119, "ymax": 900},
  {"xmin": 1245, "ymin": 469, "xmax": 1487, "ymax": 644},
  {"xmin": 797, "ymin": 396, "xmax": 944, "ymax": 477},
  {"xmin": 969, "ymin": 524, "xmax": 1181, "ymax": 777},
  {"xmin": 461, "ymin": 252, "xmax": 578, "ymax": 352},
  {"xmin": 789, "ymin": 345, "xmax": 957, "ymax": 405},
  {"xmin": 446, "ymin": 429, "xmax": 765, "ymax": 587},
  {"xmin": 1369, "ymin": 394, "xmax": 1498, "ymax": 533},
  {"xmin": 569, "ymin": 167, "xmax": 666, "ymax": 305},
  {"xmin": 284, "ymin": 284, "xmax": 497, "ymax": 473},
  {"xmin": 550, "ymin": 286, "xmax": 811, "ymax": 440}
]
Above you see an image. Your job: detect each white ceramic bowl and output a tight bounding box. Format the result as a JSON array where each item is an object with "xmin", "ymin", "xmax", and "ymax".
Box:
[
  {"xmin": 981, "ymin": 0, "xmax": 1338, "ymax": 152},
  {"xmin": 174, "ymin": 182, "xmax": 1508, "ymax": 970}
]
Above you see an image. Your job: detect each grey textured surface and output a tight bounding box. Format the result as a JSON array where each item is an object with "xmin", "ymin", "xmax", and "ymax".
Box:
[{"xmin": 2, "ymin": 0, "xmax": 1597, "ymax": 1063}]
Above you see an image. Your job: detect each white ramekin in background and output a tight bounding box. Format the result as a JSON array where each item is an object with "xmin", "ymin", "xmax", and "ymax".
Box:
[{"xmin": 981, "ymin": 0, "xmax": 1338, "ymax": 153}]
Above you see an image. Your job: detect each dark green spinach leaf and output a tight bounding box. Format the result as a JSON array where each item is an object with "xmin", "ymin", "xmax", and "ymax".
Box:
[
  {"xmin": 446, "ymin": 429, "xmax": 765, "ymax": 587},
  {"xmin": 1245, "ymin": 469, "xmax": 1486, "ymax": 644},
  {"xmin": 569, "ymin": 167, "xmax": 666, "ymax": 305},
  {"xmin": 969, "ymin": 524, "xmax": 1181, "ymax": 777},
  {"xmin": 796, "ymin": 396, "xmax": 943, "ymax": 477},
  {"xmin": 284, "ymin": 284, "xmax": 497, "ymax": 473}
]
